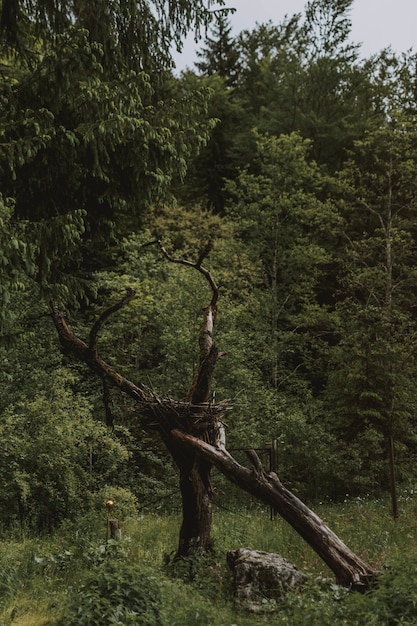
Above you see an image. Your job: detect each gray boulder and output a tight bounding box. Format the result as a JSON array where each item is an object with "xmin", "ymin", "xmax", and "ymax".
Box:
[{"xmin": 227, "ymin": 548, "xmax": 307, "ymax": 612}]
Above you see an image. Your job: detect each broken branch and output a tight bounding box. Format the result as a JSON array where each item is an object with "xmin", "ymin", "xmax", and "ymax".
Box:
[{"xmin": 156, "ymin": 239, "xmax": 219, "ymax": 309}]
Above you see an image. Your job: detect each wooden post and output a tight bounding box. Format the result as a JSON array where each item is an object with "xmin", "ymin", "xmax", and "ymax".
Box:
[
  {"xmin": 267, "ymin": 440, "xmax": 279, "ymax": 519},
  {"xmin": 105, "ymin": 499, "xmax": 115, "ymax": 543},
  {"xmin": 271, "ymin": 439, "xmax": 278, "ymax": 519},
  {"xmin": 109, "ymin": 519, "xmax": 122, "ymax": 540}
]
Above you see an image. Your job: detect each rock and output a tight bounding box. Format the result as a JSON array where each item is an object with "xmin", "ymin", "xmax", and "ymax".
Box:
[{"xmin": 227, "ymin": 548, "xmax": 307, "ymax": 612}]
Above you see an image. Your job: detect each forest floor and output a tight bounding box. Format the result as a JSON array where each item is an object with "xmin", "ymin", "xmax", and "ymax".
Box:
[{"xmin": 1, "ymin": 493, "xmax": 417, "ymax": 625}]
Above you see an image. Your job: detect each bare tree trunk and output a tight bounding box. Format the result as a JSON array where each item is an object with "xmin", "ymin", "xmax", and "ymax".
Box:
[
  {"xmin": 155, "ymin": 240, "xmax": 220, "ymax": 556},
  {"xmin": 178, "ymin": 455, "xmax": 213, "ymax": 556},
  {"xmin": 164, "ymin": 437, "xmax": 214, "ymax": 556},
  {"xmin": 171, "ymin": 429, "xmax": 379, "ymax": 590}
]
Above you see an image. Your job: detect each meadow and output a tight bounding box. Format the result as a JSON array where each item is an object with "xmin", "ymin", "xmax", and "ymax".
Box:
[{"xmin": 2, "ymin": 492, "xmax": 417, "ymax": 625}]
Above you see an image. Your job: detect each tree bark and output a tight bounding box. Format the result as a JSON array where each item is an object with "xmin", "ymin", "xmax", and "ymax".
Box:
[
  {"xmin": 163, "ymin": 436, "xmax": 214, "ymax": 556},
  {"xmin": 171, "ymin": 429, "xmax": 379, "ymax": 590},
  {"xmin": 178, "ymin": 454, "xmax": 213, "ymax": 556}
]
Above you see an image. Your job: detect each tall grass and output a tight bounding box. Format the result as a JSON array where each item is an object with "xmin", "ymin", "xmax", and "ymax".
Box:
[{"xmin": 1, "ymin": 494, "xmax": 417, "ymax": 625}]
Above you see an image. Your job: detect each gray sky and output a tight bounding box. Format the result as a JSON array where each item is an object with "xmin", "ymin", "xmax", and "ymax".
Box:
[{"xmin": 173, "ymin": 0, "xmax": 417, "ymax": 71}]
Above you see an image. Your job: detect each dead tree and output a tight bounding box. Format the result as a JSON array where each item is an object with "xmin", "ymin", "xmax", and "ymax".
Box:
[{"xmin": 51, "ymin": 241, "xmax": 379, "ymax": 589}]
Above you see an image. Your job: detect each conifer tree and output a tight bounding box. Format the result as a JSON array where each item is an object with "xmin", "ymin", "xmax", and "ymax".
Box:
[
  {"xmin": 325, "ymin": 109, "xmax": 417, "ymax": 511},
  {"xmin": 195, "ymin": 12, "xmax": 240, "ymax": 88}
]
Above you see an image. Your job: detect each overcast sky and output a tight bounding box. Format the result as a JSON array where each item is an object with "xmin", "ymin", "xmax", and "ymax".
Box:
[{"xmin": 173, "ymin": 0, "xmax": 417, "ymax": 71}]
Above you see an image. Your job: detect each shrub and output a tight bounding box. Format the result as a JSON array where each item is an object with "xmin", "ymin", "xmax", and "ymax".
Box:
[
  {"xmin": 57, "ymin": 561, "xmax": 162, "ymax": 625},
  {"xmin": 164, "ymin": 550, "xmax": 233, "ymax": 602},
  {"xmin": 0, "ymin": 368, "xmax": 131, "ymax": 532}
]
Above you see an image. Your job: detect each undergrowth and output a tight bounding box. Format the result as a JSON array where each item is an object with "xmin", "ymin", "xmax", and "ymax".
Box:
[{"xmin": 1, "ymin": 494, "xmax": 417, "ymax": 625}]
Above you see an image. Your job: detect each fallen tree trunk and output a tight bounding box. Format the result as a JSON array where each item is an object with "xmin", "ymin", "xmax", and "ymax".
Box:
[{"xmin": 171, "ymin": 429, "xmax": 379, "ymax": 591}]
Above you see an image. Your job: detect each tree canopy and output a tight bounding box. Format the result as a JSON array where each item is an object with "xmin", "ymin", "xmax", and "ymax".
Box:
[
  {"xmin": 0, "ymin": 0, "xmax": 228, "ymax": 308},
  {"xmin": 2, "ymin": 0, "xmax": 417, "ymax": 541}
]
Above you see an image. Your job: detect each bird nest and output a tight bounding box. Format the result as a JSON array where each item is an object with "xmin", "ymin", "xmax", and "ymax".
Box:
[{"xmin": 133, "ymin": 388, "xmax": 231, "ymax": 435}]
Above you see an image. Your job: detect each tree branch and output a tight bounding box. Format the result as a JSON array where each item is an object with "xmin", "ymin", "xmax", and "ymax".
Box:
[
  {"xmin": 50, "ymin": 302, "xmax": 148, "ymax": 402},
  {"xmin": 156, "ymin": 239, "xmax": 219, "ymax": 309},
  {"xmin": 153, "ymin": 239, "xmax": 221, "ymax": 406}
]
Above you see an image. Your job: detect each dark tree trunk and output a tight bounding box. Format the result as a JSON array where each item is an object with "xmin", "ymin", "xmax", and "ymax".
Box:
[
  {"xmin": 164, "ymin": 437, "xmax": 214, "ymax": 556},
  {"xmin": 178, "ymin": 456, "xmax": 213, "ymax": 556}
]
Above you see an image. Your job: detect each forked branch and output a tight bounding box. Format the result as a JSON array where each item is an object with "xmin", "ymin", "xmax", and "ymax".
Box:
[
  {"xmin": 154, "ymin": 239, "xmax": 221, "ymax": 405},
  {"xmin": 51, "ymin": 294, "xmax": 148, "ymax": 402},
  {"xmin": 156, "ymin": 239, "xmax": 219, "ymax": 310}
]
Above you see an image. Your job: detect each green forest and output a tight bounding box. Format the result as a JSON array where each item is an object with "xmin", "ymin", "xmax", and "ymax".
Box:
[{"xmin": 3, "ymin": 0, "xmax": 417, "ymax": 624}]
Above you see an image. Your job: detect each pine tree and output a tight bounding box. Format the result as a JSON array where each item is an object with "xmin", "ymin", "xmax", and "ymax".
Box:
[
  {"xmin": 226, "ymin": 131, "xmax": 341, "ymax": 397},
  {"xmin": 234, "ymin": 1, "xmax": 377, "ymax": 172},
  {"xmin": 195, "ymin": 12, "xmax": 240, "ymax": 88},
  {"xmin": 325, "ymin": 109, "xmax": 417, "ymax": 511}
]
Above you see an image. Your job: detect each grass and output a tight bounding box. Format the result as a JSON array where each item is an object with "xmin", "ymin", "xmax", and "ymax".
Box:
[{"xmin": 1, "ymin": 493, "xmax": 417, "ymax": 625}]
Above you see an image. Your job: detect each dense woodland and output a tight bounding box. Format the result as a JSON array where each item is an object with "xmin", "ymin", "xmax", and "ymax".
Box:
[{"xmin": 2, "ymin": 0, "xmax": 417, "ymax": 537}]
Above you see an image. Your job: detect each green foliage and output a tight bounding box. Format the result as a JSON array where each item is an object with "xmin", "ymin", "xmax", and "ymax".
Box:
[
  {"xmin": 1, "ymin": 24, "xmax": 216, "ymax": 305},
  {"xmin": 4, "ymin": 0, "xmax": 417, "ymax": 542},
  {"xmin": 0, "ymin": 367, "xmax": 132, "ymax": 531},
  {"xmin": 0, "ymin": 194, "xmax": 36, "ymax": 330},
  {"xmin": 0, "ymin": 0, "xmax": 229, "ymax": 72},
  {"xmin": 190, "ymin": 14, "xmax": 243, "ymax": 213},
  {"xmin": 323, "ymin": 110, "xmax": 417, "ymax": 492},
  {"xmin": 176, "ymin": 71, "xmax": 245, "ymax": 212},
  {"xmin": 226, "ymin": 131, "xmax": 340, "ymax": 401},
  {"xmin": 164, "ymin": 550, "xmax": 232, "ymax": 603},
  {"xmin": 278, "ymin": 561, "xmax": 417, "ymax": 626},
  {"xmin": 231, "ymin": 1, "xmax": 376, "ymax": 172},
  {"xmin": 195, "ymin": 13, "xmax": 240, "ymax": 86},
  {"xmin": 58, "ymin": 561, "xmax": 162, "ymax": 626}
]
